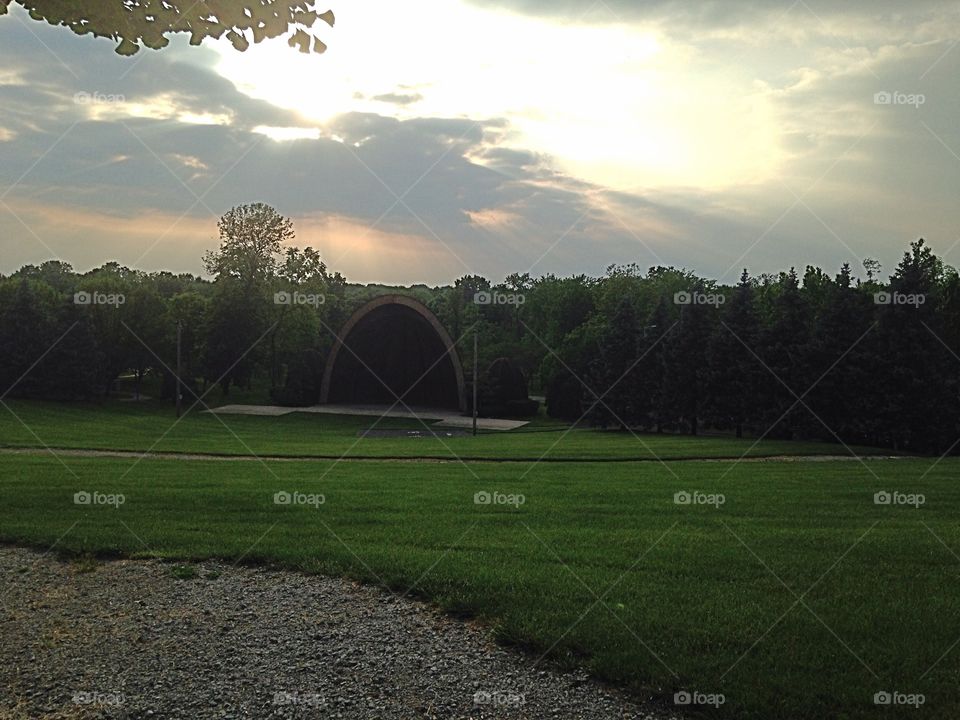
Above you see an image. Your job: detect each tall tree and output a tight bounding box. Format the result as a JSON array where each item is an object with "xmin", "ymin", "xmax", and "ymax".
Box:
[
  {"xmin": 663, "ymin": 283, "xmax": 713, "ymax": 435},
  {"xmin": 707, "ymin": 270, "xmax": 760, "ymax": 438},
  {"xmin": 876, "ymin": 239, "xmax": 953, "ymax": 452},
  {"xmin": 805, "ymin": 264, "xmax": 875, "ymax": 444},
  {"xmin": 0, "ymin": 278, "xmax": 56, "ymax": 397},
  {"xmin": 638, "ymin": 296, "xmax": 673, "ymax": 432},
  {"xmin": 759, "ymin": 269, "xmax": 810, "ymax": 439},
  {"xmin": 588, "ymin": 296, "xmax": 641, "ymax": 429},
  {"xmin": 203, "ymin": 203, "xmax": 292, "ymax": 394}
]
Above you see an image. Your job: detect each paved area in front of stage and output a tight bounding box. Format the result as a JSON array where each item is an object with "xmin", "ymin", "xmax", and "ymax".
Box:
[{"xmin": 205, "ymin": 403, "xmax": 530, "ymax": 431}]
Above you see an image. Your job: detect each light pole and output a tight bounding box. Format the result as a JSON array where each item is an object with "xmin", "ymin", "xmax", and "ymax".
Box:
[
  {"xmin": 472, "ymin": 329, "xmax": 478, "ymax": 436},
  {"xmin": 175, "ymin": 320, "xmax": 183, "ymax": 419}
]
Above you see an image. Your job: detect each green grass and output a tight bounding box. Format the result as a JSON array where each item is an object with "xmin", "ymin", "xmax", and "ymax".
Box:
[
  {"xmin": 1, "ymin": 449, "xmax": 956, "ymax": 719},
  {"xmin": 0, "ymin": 398, "xmax": 889, "ymax": 461},
  {"xmin": 169, "ymin": 563, "xmax": 199, "ymax": 580}
]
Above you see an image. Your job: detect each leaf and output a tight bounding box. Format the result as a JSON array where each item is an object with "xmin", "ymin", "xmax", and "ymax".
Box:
[
  {"xmin": 319, "ymin": 10, "xmax": 335, "ymax": 26},
  {"xmin": 288, "ymin": 28, "xmax": 310, "ymax": 53},
  {"xmin": 115, "ymin": 37, "xmax": 140, "ymax": 56},
  {"xmin": 226, "ymin": 30, "xmax": 249, "ymax": 52}
]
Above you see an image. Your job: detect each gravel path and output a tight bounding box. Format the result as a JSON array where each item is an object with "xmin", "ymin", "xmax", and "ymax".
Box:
[{"xmin": 0, "ymin": 547, "xmax": 677, "ymax": 719}]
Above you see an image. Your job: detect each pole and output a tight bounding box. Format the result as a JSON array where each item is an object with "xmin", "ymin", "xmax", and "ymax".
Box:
[
  {"xmin": 175, "ymin": 320, "xmax": 183, "ymax": 419},
  {"xmin": 472, "ymin": 330, "xmax": 478, "ymax": 437}
]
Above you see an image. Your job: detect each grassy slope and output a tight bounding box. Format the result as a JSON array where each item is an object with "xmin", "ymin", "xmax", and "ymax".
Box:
[
  {"xmin": 0, "ymin": 399, "xmax": 889, "ymax": 461},
  {"xmin": 1, "ymin": 451, "xmax": 956, "ymax": 719}
]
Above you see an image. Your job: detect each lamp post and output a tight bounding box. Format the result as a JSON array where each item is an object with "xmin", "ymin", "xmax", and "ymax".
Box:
[
  {"xmin": 472, "ymin": 329, "xmax": 478, "ymax": 436},
  {"xmin": 175, "ymin": 320, "xmax": 183, "ymax": 419}
]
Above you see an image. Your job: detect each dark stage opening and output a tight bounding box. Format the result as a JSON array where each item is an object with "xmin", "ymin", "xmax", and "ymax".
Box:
[{"xmin": 325, "ymin": 301, "xmax": 462, "ymax": 410}]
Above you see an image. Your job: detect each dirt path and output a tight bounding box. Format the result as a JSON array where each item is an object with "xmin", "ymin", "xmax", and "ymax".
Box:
[{"xmin": 0, "ymin": 446, "xmax": 907, "ymax": 465}]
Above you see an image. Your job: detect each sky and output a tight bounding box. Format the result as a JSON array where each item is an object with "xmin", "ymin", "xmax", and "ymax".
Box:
[{"xmin": 0, "ymin": 0, "xmax": 958, "ymax": 285}]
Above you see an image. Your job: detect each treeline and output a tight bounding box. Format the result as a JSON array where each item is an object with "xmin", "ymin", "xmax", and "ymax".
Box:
[
  {"xmin": 512, "ymin": 241, "xmax": 958, "ymax": 455},
  {"xmin": 0, "ymin": 202, "xmax": 957, "ymax": 454},
  {"xmin": 0, "ymin": 205, "xmax": 351, "ymax": 405},
  {"xmin": 432, "ymin": 240, "xmax": 959, "ymax": 454}
]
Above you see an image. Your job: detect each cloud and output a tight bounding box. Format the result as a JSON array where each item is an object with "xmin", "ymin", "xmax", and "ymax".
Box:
[
  {"xmin": 371, "ymin": 92, "xmax": 424, "ymax": 106},
  {"xmin": 466, "ymin": 0, "xmax": 955, "ymax": 31},
  {"xmin": 2, "ymin": 1, "xmax": 960, "ymax": 287}
]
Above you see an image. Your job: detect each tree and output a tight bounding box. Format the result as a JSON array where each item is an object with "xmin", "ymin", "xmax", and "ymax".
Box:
[
  {"xmin": 543, "ymin": 320, "xmax": 602, "ymax": 422},
  {"xmin": 639, "ymin": 296, "xmax": 672, "ymax": 432},
  {"xmin": 204, "ymin": 203, "xmax": 293, "ymax": 285},
  {"xmin": 662, "ymin": 283, "xmax": 713, "ymax": 435},
  {"xmin": 0, "ymin": 278, "xmax": 57, "ymax": 398},
  {"xmin": 875, "ymin": 239, "xmax": 953, "ymax": 452},
  {"xmin": 75, "ymin": 266, "xmax": 133, "ymax": 396},
  {"xmin": 759, "ymin": 269, "xmax": 810, "ymax": 439},
  {"xmin": 804, "ymin": 264, "xmax": 874, "ymax": 444},
  {"xmin": 163, "ymin": 291, "xmax": 207, "ymax": 400},
  {"xmin": 122, "ymin": 284, "xmax": 168, "ymax": 399},
  {"xmin": 588, "ymin": 296, "xmax": 640, "ymax": 429},
  {"xmin": 42, "ymin": 299, "xmax": 103, "ymax": 400},
  {"xmin": 4, "ymin": 1, "xmax": 335, "ymax": 56},
  {"xmin": 269, "ymin": 246, "xmax": 340, "ymax": 389},
  {"xmin": 203, "ymin": 278, "xmax": 266, "ymax": 394},
  {"xmin": 707, "ymin": 270, "xmax": 760, "ymax": 438},
  {"xmin": 203, "ymin": 203, "xmax": 293, "ymax": 394}
]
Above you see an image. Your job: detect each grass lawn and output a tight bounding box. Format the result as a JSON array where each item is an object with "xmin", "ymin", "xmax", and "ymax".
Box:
[
  {"xmin": 0, "ymin": 398, "xmax": 890, "ymax": 461},
  {"xmin": 0, "ymin": 436, "xmax": 956, "ymax": 718}
]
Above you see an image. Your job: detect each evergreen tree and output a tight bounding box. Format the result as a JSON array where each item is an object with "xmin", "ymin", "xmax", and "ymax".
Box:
[
  {"xmin": 805, "ymin": 264, "xmax": 875, "ymax": 444},
  {"xmin": 759, "ymin": 269, "xmax": 810, "ymax": 439},
  {"xmin": 638, "ymin": 296, "xmax": 673, "ymax": 432},
  {"xmin": 663, "ymin": 284, "xmax": 713, "ymax": 435},
  {"xmin": 588, "ymin": 296, "xmax": 641, "ymax": 428},
  {"xmin": 707, "ymin": 270, "xmax": 760, "ymax": 438},
  {"xmin": 876, "ymin": 240, "xmax": 952, "ymax": 452}
]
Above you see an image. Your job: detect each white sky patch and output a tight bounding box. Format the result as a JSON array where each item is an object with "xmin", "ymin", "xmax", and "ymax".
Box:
[
  {"xmin": 169, "ymin": 154, "xmax": 208, "ymax": 171},
  {"xmin": 465, "ymin": 207, "xmax": 524, "ymax": 232},
  {"xmin": 82, "ymin": 93, "xmax": 232, "ymax": 126},
  {"xmin": 210, "ymin": 0, "xmax": 785, "ymax": 192},
  {"xmin": 252, "ymin": 125, "xmax": 323, "ymax": 141},
  {"xmin": 0, "ymin": 68, "xmax": 23, "ymax": 85}
]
